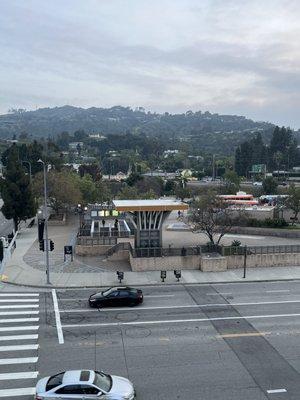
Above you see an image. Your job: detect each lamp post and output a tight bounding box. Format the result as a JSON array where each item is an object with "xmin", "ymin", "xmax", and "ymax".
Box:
[
  {"xmin": 38, "ymin": 159, "xmax": 50, "ymax": 284},
  {"xmin": 21, "ymin": 160, "xmax": 32, "ymax": 184}
]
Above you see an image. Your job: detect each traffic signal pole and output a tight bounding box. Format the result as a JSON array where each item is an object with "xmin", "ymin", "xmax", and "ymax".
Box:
[
  {"xmin": 43, "ymin": 164, "xmax": 50, "ymax": 285},
  {"xmin": 39, "ymin": 160, "xmax": 50, "ymax": 285}
]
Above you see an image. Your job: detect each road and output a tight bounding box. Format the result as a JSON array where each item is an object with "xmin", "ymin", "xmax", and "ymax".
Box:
[{"xmin": 3, "ymin": 282, "xmax": 300, "ymax": 399}]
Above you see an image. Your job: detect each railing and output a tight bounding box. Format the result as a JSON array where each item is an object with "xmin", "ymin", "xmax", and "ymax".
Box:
[
  {"xmin": 78, "ymin": 228, "xmax": 130, "ymax": 238},
  {"xmin": 131, "ymin": 244, "xmax": 222, "ymax": 258},
  {"xmin": 222, "ymin": 244, "xmax": 300, "ymax": 256},
  {"xmin": 76, "ymin": 236, "xmax": 117, "ymax": 246},
  {"xmin": 106, "ymin": 242, "xmax": 132, "ymax": 257}
]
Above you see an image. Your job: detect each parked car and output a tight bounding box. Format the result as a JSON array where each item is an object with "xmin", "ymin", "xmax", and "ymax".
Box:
[
  {"xmin": 35, "ymin": 369, "xmax": 136, "ymax": 399},
  {"xmin": 89, "ymin": 287, "xmax": 143, "ymax": 308},
  {"xmin": 253, "ymin": 181, "xmax": 263, "ymax": 186}
]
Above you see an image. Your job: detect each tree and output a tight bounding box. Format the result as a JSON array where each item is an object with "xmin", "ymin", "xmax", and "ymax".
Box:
[
  {"xmin": 78, "ymin": 164, "xmax": 102, "ymax": 181},
  {"xmin": 0, "ymin": 147, "xmax": 37, "ymax": 230},
  {"xmin": 285, "ymin": 184, "xmax": 300, "ymax": 224},
  {"xmin": 189, "ymin": 191, "xmax": 234, "ymax": 244},
  {"xmin": 117, "ymin": 186, "xmax": 139, "ymax": 199},
  {"xmin": 33, "ymin": 171, "xmax": 82, "ymax": 214},
  {"xmin": 224, "ymin": 170, "xmax": 240, "ymax": 194},
  {"xmin": 262, "ymin": 176, "xmax": 278, "ymax": 195},
  {"xmin": 175, "ymin": 185, "xmax": 191, "ymax": 201}
]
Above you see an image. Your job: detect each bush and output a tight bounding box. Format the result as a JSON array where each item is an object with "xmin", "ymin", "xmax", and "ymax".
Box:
[{"xmin": 247, "ymin": 218, "xmax": 288, "ymax": 228}]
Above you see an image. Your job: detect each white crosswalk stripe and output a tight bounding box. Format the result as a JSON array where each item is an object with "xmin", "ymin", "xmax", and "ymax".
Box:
[{"xmin": 0, "ymin": 292, "xmax": 40, "ymax": 399}]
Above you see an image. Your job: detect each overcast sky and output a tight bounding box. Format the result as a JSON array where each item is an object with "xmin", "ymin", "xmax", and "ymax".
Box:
[{"xmin": 1, "ymin": 0, "xmax": 300, "ymax": 128}]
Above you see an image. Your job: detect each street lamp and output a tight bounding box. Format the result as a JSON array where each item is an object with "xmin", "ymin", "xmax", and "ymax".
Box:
[
  {"xmin": 21, "ymin": 160, "xmax": 32, "ymax": 184},
  {"xmin": 37, "ymin": 159, "xmax": 50, "ymax": 284}
]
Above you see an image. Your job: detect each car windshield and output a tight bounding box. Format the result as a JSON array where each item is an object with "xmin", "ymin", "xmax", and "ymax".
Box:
[
  {"xmin": 94, "ymin": 371, "xmax": 112, "ymax": 392},
  {"xmin": 101, "ymin": 288, "xmax": 115, "ymax": 297},
  {"xmin": 46, "ymin": 372, "xmax": 64, "ymax": 391}
]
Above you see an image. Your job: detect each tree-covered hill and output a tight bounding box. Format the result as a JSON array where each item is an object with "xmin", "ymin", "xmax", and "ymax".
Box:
[{"xmin": 0, "ymin": 105, "xmax": 278, "ymax": 154}]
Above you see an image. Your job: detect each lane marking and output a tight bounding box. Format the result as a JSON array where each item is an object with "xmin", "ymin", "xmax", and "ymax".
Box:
[
  {"xmin": 0, "ymin": 311, "xmax": 39, "ymax": 316},
  {"xmin": 0, "ymin": 293, "xmax": 39, "ymax": 297},
  {"xmin": 0, "ymin": 318, "xmax": 39, "ymax": 323},
  {"xmin": 0, "ymin": 305, "xmax": 39, "ymax": 309},
  {"xmin": 0, "ymin": 371, "xmax": 38, "ymax": 380},
  {"xmin": 52, "ymin": 289, "xmax": 64, "ymax": 344},
  {"xmin": 60, "ymin": 299, "xmax": 300, "ymax": 314},
  {"xmin": 0, "ymin": 299, "xmax": 38, "ymax": 303},
  {"xmin": 0, "ymin": 387, "xmax": 36, "ymax": 397},
  {"xmin": 62, "ymin": 312, "xmax": 300, "ymax": 329},
  {"xmin": 220, "ymin": 332, "xmax": 270, "ymax": 338},
  {"xmin": 0, "ymin": 357, "xmax": 38, "ymax": 365},
  {"xmin": 206, "ymin": 293, "xmax": 232, "ymax": 296},
  {"xmin": 267, "ymin": 389, "xmax": 287, "ymax": 394},
  {"xmin": 0, "ymin": 344, "xmax": 39, "ymax": 351},
  {"xmin": 266, "ymin": 290, "xmax": 290, "ymax": 293},
  {"xmin": 0, "ymin": 326, "xmax": 39, "ymax": 332},
  {"xmin": 0, "ymin": 334, "xmax": 38, "ymax": 341}
]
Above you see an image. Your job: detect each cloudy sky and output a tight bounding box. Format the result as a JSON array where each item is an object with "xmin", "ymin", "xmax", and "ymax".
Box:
[{"xmin": 1, "ymin": 0, "xmax": 300, "ymax": 128}]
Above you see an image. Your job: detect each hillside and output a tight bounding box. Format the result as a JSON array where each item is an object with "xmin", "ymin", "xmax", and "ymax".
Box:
[{"xmin": 0, "ymin": 106, "xmax": 276, "ymax": 154}]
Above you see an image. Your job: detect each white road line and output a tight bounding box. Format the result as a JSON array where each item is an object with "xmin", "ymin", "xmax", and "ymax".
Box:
[
  {"xmin": 0, "ymin": 344, "xmax": 39, "ymax": 351},
  {"xmin": 52, "ymin": 289, "xmax": 64, "ymax": 344},
  {"xmin": 0, "ymin": 371, "xmax": 38, "ymax": 380},
  {"xmin": 0, "ymin": 310, "xmax": 39, "ymax": 316},
  {"xmin": 0, "ymin": 299, "xmax": 38, "ymax": 303},
  {"xmin": 0, "ymin": 318, "xmax": 39, "ymax": 323},
  {"xmin": 267, "ymin": 389, "xmax": 287, "ymax": 394},
  {"xmin": 266, "ymin": 290, "xmax": 290, "ymax": 293},
  {"xmin": 0, "ymin": 357, "xmax": 38, "ymax": 365},
  {"xmin": 0, "ymin": 387, "xmax": 36, "ymax": 397},
  {"xmin": 60, "ymin": 299, "xmax": 300, "ymax": 314},
  {"xmin": 0, "ymin": 305, "xmax": 39, "ymax": 309},
  {"xmin": 62, "ymin": 311, "xmax": 300, "ymax": 329},
  {"xmin": 0, "ymin": 293, "xmax": 39, "ymax": 297},
  {"xmin": 206, "ymin": 293, "xmax": 232, "ymax": 296},
  {"xmin": 0, "ymin": 334, "xmax": 38, "ymax": 341},
  {"xmin": 0, "ymin": 326, "xmax": 39, "ymax": 332}
]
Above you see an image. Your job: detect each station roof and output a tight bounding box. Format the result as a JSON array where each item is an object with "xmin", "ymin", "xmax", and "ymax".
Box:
[{"xmin": 113, "ymin": 199, "xmax": 189, "ymax": 212}]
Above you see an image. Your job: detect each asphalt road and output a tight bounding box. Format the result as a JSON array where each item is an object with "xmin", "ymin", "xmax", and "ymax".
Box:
[{"xmin": 3, "ymin": 282, "xmax": 300, "ymax": 399}]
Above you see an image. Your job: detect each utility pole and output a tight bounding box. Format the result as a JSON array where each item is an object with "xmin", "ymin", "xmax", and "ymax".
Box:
[
  {"xmin": 243, "ymin": 245, "xmax": 247, "ymax": 279},
  {"xmin": 38, "ymin": 159, "xmax": 50, "ymax": 284},
  {"xmin": 212, "ymin": 154, "xmax": 215, "ymax": 181}
]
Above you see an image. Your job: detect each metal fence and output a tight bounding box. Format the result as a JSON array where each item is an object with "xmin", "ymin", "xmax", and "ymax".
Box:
[
  {"xmin": 131, "ymin": 244, "xmax": 222, "ymax": 258},
  {"xmin": 222, "ymin": 244, "xmax": 300, "ymax": 256},
  {"xmin": 76, "ymin": 236, "xmax": 117, "ymax": 246},
  {"xmin": 78, "ymin": 228, "xmax": 130, "ymax": 238}
]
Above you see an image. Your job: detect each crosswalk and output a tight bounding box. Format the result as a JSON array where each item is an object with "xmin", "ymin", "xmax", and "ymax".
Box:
[{"xmin": 0, "ymin": 292, "xmax": 39, "ymax": 399}]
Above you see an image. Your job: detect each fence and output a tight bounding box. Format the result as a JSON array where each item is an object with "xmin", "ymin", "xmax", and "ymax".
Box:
[
  {"xmin": 78, "ymin": 228, "xmax": 130, "ymax": 238},
  {"xmin": 222, "ymin": 244, "xmax": 300, "ymax": 256},
  {"xmin": 76, "ymin": 236, "xmax": 117, "ymax": 246},
  {"xmin": 131, "ymin": 244, "xmax": 221, "ymax": 258}
]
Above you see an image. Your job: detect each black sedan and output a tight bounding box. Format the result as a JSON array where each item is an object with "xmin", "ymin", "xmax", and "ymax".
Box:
[{"xmin": 89, "ymin": 287, "xmax": 143, "ymax": 308}]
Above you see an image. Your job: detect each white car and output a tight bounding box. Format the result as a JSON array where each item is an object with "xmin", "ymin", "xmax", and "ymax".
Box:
[
  {"xmin": 253, "ymin": 181, "xmax": 263, "ymax": 186},
  {"xmin": 35, "ymin": 370, "xmax": 136, "ymax": 399}
]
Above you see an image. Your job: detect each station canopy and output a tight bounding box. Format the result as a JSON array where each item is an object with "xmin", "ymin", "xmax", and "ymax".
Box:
[{"xmin": 113, "ymin": 199, "xmax": 188, "ymax": 212}]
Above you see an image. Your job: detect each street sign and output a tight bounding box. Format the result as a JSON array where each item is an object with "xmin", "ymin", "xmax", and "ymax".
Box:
[{"xmin": 251, "ymin": 164, "xmax": 266, "ymax": 173}]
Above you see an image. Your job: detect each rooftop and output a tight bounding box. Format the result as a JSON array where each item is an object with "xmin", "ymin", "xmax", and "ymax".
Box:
[{"xmin": 113, "ymin": 199, "xmax": 188, "ymax": 212}]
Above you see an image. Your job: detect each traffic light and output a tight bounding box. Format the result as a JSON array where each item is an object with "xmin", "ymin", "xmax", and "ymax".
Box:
[
  {"xmin": 39, "ymin": 240, "xmax": 44, "ymax": 252},
  {"xmin": 49, "ymin": 240, "xmax": 54, "ymax": 252}
]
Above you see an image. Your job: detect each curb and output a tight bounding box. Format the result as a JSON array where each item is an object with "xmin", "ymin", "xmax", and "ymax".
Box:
[{"xmin": 2, "ymin": 277, "xmax": 300, "ymax": 290}]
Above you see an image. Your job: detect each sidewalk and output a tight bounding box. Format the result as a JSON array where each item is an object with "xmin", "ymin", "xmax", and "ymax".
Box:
[{"xmin": 2, "ymin": 222, "xmax": 300, "ymax": 288}]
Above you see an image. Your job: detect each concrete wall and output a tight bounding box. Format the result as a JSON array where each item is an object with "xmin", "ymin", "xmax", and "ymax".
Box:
[
  {"xmin": 227, "ymin": 253, "xmax": 300, "ymax": 269},
  {"xmin": 75, "ymin": 244, "xmax": 112, "ymax": 256},
  {"xmin": 200, "ymin": 256, "xmax": 227, "ymax": 272},
  {"xmin": 231, "ymin": 226, "xmax": 300, "ymax": 238},
  {"xmin": 130, "ymin": 254, "xmax": 201, "ymax": 272},
  {"xmin": 130, "ymin": 252, "xmax": 300, "ymax": 271},
  {"xmin": 107, "ymin": 250, "xmax": 130, "ymax": 262}
]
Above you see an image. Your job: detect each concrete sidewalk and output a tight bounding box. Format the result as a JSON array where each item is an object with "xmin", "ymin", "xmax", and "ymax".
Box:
[{"xmin": 2, "ymin": 223, "xmax": 300, "ymax": 288}]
